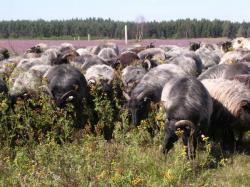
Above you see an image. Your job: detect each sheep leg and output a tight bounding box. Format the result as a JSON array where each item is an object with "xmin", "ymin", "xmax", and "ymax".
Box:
[{"xmin": 185, "ymin": 128, "xmax": 196, "ymax": 159}]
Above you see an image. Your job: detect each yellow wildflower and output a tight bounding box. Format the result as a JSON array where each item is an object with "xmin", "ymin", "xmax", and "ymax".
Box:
[
  {"xmin": 164, "ymin": 169, "xmax": 175, "ymax": 184},
  {"xmin": 111, "ymin": 159, "xmax": 116, "ymax": 166},
  {"xmin": 131, "ymin": 177, "xmax": 142, "ymax": 186},
  {"xmin": 175, "ymin": 128, "xmax": 184, "ymax": 138}
]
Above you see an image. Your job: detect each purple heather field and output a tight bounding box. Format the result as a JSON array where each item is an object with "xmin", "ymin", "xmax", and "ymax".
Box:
[{"xmin": 0, "ymin": 38, "xmax": 227, "ymax": 54}]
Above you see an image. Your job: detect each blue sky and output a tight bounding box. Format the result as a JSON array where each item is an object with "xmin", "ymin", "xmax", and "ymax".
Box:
[{"xmin": 2, "ymin": 0, "xmax": 250, "ymax": 22}]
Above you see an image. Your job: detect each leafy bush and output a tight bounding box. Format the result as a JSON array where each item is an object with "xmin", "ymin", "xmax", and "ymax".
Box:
[{"xmin": 0, "ymin": 93, "xmax": 76, "ymax": 146}]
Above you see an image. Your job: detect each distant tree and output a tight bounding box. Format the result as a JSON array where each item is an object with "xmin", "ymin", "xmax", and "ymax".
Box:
[
  {"xmin": 0, "ymin": 18, "xmax": 249, "ymax": 39},
  {"xmin": 222, "ymin": 21, "xmax": 234, "ymax": 38},
  {"xmin": 237, "ymin": 24, "xmax": 247, "ymax": 37},
  {"xmin": 247, "ymin": 27, "xmax": 250, "ymax": 37},
  {"xmin": 135, "ymin": 15, "xmax": 145, "ymax": 41}
]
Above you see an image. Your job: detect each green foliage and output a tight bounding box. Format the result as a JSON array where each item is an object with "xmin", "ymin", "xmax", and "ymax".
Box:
[
  {"xmin": 89, "ymin": 73, "xmax": 124, "ymax": 139},
  {"xmin": 0, "ymin": 93, "xmax": 76, "ymax": 146}
]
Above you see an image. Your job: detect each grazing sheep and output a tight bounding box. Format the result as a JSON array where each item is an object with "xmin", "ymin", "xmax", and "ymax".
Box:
[
  {"xmin": 137, "ymin": 48, "xmax": 166, "ymax": 61},
  {"xmin": 168, "ymin": 52, "xmax": 203, "ymax": 77},
  {"xmin": 198, "ymin": 63, "xmax": 250, "ymax": 80},
  {"xmin": 92, "ymin": 43, "xmax": 119, "ymax": 56},
  {"xmin": 219, "ymin": 48, "xmax": 250, "ymax": 64},
  {"xmin": 9, "ymin": 64, "xmax": 51, "ymax": 103},
  {"xmin": 0, "ymin": 56, "xmax": 21, "ymax": 76},
  {"xmin": 202, "ymin": 79, "xmax": 250, "ymax": 151},
  {"xmin": 76, "ymin": 48, "xmax": 90, "ymax": 56},
  {"xmin": 161, "ymin": 76, "xmax": 213, "ymax": 158},
  {"xmin": 121, "ymin": 65, "xmax": 146, "ymax": 93},
  {"xmin": 84, "ymin": 64, "xmax": 114, "ymax": 91},
  {"xmin": 125, "ymin": 43, "xmax": 154, "ymax": 54},
  {"xmin": 123, "ymin": 64, "xmax": 187, "ymax": 125},
  {"xmin": 43, "ymin": 64, "xmax": 88, "ymax": 112},
  {"xmin": 117, "ymin": 51, "xmax": 140, "ymax": 68},
  {"xmin": 24, "ymin": 43, "xmax": 48, "ymax": 58},
  {"xmin": 9, "ymin": 58, "xmax": 44, "ymax": 84},
  {"xmin": 98, "ymin": 47, "xmax": 118, "ymax": 67},
  {"xmin": 71, "ymin": 54, "xmax": 107, "ymax": 72},
  {"xmin": 42, "ymin": 64, "xmax": 89, "ymax": 127},
  {"xmin": 40, "ymin": 48, "xmax": 61, "ymax": 65},
  {"xmin": 160, "ymin": 45, "xmax": 184, "ymax": 54},
  {"xmin": 195, "ymin": 45, "xmax": 221, "ymax": 69}
]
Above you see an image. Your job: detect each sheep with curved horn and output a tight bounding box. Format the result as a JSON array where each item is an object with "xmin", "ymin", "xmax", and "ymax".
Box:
[{"xmin": 161, "ymin": 76, "xmax": 213, "ymax": 159}]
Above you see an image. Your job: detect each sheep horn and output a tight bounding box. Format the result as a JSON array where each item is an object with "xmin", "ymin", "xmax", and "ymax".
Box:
[
  {"xmin": 60, "ymin": 90, "xmax": 77, "ymax": 102},
  {"xmin": 144, "ymin": 59, "xmax": 151, "ymax": 70},
  {"xmin": 175, "ymin": 120, "xmax": 195, "ymax": 129}
]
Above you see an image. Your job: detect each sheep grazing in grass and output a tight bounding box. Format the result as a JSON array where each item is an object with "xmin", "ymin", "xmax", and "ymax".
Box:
[
  {"xmin": 202, "ymin": 79, "xmax": 250, "ymax": 151},
  {"xmin": 123, "ymin": 64, "xmax": 187, "ymax": 126},
  {"xmin": 161, "ymin": 76, "xmax": 213, "ymax": 159}
]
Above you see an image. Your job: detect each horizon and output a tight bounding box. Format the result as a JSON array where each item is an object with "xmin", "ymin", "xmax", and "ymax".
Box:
[
  {"xmin": 3, "ymin": 0, "xmax": 250, "ymax": 22},
  {"xmin": 1, "ymin": 17, "xmax": 249, "ymax": 24}
]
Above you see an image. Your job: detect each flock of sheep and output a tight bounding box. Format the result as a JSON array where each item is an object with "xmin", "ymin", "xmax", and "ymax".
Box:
[{"xmin": 1, "ymin": 37, "xmax": 250, "ymax": 158}]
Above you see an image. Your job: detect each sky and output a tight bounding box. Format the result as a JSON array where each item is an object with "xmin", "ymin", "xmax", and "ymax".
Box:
[{"xmin": 1, "ymin": 0, "xmax": 250, "ymax": 22}]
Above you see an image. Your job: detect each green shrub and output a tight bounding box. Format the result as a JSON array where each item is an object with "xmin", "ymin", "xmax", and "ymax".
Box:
[{"xmin": 0, "ymin": 93, "xmax": 76, "ymax": 146}]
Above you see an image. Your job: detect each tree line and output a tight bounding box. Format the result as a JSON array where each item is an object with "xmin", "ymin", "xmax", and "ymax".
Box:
[{"xmin": 0, "ymin": 18, "xmax": 250, "ymax": 39}]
